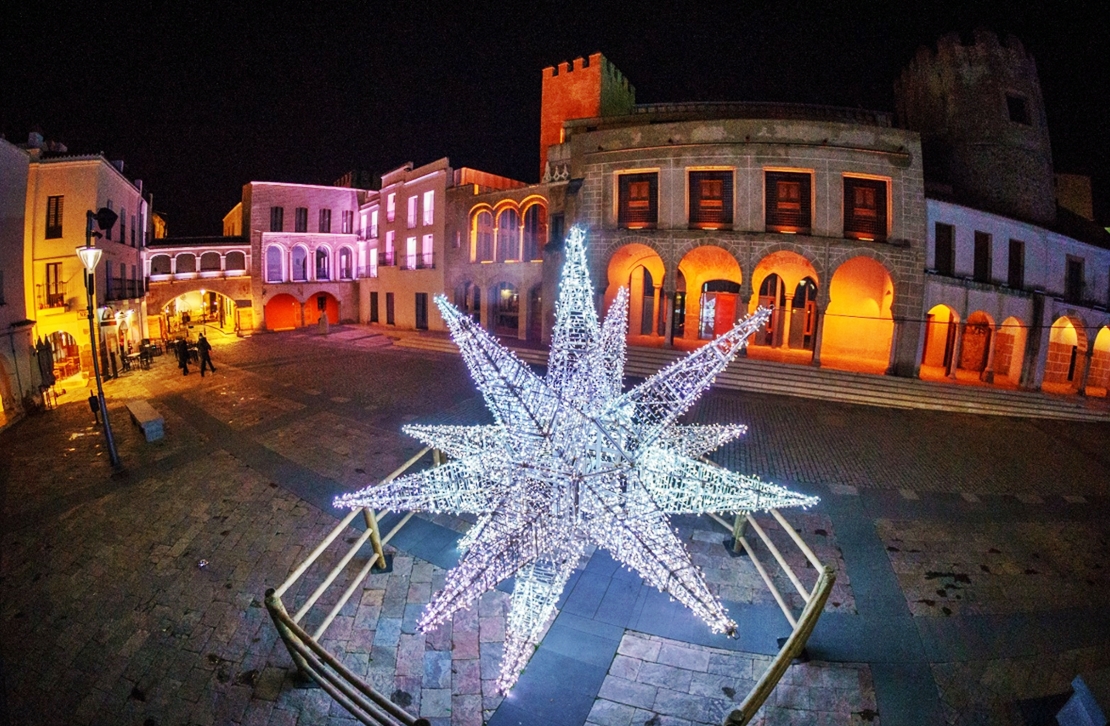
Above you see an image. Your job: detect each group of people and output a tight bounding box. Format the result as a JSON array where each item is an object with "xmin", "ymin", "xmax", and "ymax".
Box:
[{"xmin": 176, "ymin": 333, "xmax": 216, "ymax": 377}]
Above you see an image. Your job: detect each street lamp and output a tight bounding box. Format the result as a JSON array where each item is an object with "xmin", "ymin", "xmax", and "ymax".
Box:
[{"xmin": 78, "ymin": 206, "xmax": 121, "ymax": 468}]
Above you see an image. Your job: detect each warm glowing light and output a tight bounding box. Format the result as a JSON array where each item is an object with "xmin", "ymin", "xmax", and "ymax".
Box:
[
  {"xmin": 335, "ymin": 227, "xmax": 817, "ymax": 692},
  {"xmin": 76, "ymin": 245, "xmax": 102, "ymax": 272}
]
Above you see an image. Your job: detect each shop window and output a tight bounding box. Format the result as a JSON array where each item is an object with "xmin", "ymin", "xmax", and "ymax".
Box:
[
  {"xmin": 689, "ymin": 171, "xmax": 733, "ymax": 229},
  {"xmin": 843, "ymin": 177, "xmax": 887, "ymax": 241},
  {"xmin": 765, "ymin": 171, "xmax": 811, "ymax": 233},
  {"xmin": 618, "ymin": 173, "xmax": 658, "ymax": 229}
]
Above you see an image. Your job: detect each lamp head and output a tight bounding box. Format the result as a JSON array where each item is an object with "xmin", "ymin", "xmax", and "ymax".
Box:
[
  {"xmin": 76, "ymin": 245, "xmax": 103, "ymax": 272},
  {"xmin": 94, "ymin": 207, "xmax": 118, "ymax": 232}
]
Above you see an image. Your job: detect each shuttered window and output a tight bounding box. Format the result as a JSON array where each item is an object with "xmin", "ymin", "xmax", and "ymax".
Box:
[
  {"xmin": 843, "ymin": 177, "xmax": 887, "ymax": 241},
  {"xmin": 689, "ymin": 171, "xmax": 733, "ymax": 229},
  {"xmin": 765, "ymin": 171, "xmax": 811, "ymax": 233},
  {"xmin": 618, "ymin": 173, "xmax": 658, "ymax": 229}
]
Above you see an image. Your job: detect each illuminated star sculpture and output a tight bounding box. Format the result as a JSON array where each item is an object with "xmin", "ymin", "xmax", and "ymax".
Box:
[{"xmin": 335, "ymin": 227, "xmax": 818, "ymax": 691}]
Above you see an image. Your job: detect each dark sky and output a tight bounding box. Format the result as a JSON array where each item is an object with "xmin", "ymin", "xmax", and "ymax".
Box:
[{"xmin": 3, "ymin": 2, "xmax": 1107, "ymax": 236}]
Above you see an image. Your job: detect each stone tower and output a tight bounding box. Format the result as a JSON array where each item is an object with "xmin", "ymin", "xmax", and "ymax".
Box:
[
  {"xmin": 895, "ymin": 30, "xmax": 1055, "ymax": 224},
  {"xmin": 539, "ymin": 53, "xmax": 635, "ymax": 179}
]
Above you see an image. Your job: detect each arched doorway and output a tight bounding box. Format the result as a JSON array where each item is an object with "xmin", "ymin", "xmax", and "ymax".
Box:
[
  {"xmin": 304, "ymin": 292, "xmax": 339, "ymax": 326},
  {"xmin": 161, "ymin": 289, "xmax": 238, "ymax": 338},
  {"xmin": 992, "ymin": 316, "xmax": 1027, "ymax": 387},
  {"xmin": 821, "ymin": 257, "xmax": 894, "ymax": 373},
  {"xmin": 265, "ymin": 293, "xmax": 301, "ymax": 331},
  {"xmin": 456, "ymin": 282, "xmax": 481, "ymax": 324},
  {"xmin": 957, "ymin": 311, "xmax": 995, "ymax": 379},
  {"xmin": 1086, "ymin": 327, "xmax": 1110, "ymax": 396},
  {"xmin": 528, "ymin": 284, "xmax": 543, "ymax": 343},
  {"xmin": 605, "ymin": 244, "xmax": 666, "ymax": 346},
  {"xmin": 676, "ymin": 246, "xmax": 743, "ymax": 346},
  {"xmin": 48, "ymin": 331, "xmax": 82, "ymax": 379},
  {"xmin": 492, "ymin": 282, "xmax": 519, "ymax": 337},
  {"xmin": 748, "ymin": 251, "xmax": 820, "ymax": 360},
  {"xmin": 1043, "ymin": 316, "xmax": 1088, "ymax": 394},
  {"xmin": 921, "ymin": 305, "xmax": 959, "ymax": 379}
]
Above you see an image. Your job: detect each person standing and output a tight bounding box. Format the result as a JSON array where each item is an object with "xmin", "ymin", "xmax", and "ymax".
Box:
[
  {"xmin": 177, "ymin": 337, "xmax": 190, "ymax": 375},
  {"xmin": 197, "ymin": 333, "xmax": 216, "ymax": 377}
]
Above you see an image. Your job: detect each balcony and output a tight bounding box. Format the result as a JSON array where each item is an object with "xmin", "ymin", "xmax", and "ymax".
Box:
[{"xmin": 401, "ymin": 252, "xmax": 435, "ymax": 270}]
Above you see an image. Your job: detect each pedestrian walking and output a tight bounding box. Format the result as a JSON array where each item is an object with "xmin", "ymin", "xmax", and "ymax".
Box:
[
  {"xmin": 177, "ymin": 337, "xmax": 190, "ymax": 375},
  {"xmin": 197, "ymin": 333, "xmax": 216, "ymax": 377}
]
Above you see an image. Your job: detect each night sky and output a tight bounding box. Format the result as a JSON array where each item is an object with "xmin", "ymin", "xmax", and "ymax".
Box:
[{"xmin": 4, "ymin": 2, "xmax": 1107, "ymax": 236}]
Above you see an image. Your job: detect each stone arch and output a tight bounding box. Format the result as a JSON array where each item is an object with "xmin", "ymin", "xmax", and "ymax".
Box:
[
  {"xmin": 265, "ymin": 246, "xmax": 284, "ymax": 282},
  {"xmin": 175, "ymin": 253, "xmax": 196, "ymax": 274},
  {"xmin": 265, "ymin": 293, "xmax": 301, "ymax": 331},
  {"xmin": 150, "ymin": 254, "xmax": 171, "ymax": 276},
  {"xmin": 455, "ymin": 281, "xmax": 482, "ymax": 324},
  {"xmin": 1087, "ymin": 326, "xmax": 1110, "ymax": 396},
  {"xmin": 491, "ymin": 281, "xmax": 520, "ymax": 336},
  {"xmin": 992, "ymin": 316, "xmax": 1028, "ymax": 387},
  {"xmin": 314, "ymin": 245, "xmax": 332, "ymax": 281},
  {"xmin": 495, "ymin": 207, "xmax": 521, "ymax": 262},
  {"xmin": 1043, "ymin": 315, "xmax": 1089, "ymax": 393},
  {"xmin": 522, "ymin": 200, "xmax": 547, "ymax": 261},
  {"xmin": 199, "ymin": 251, "xmax": 221, "ymax": 272},
  {"xmin": 677, "ymin": 245, "xmax": 743, "ymax": 344},
  {"xmin": 225, "ymin": 251, "xmax": 246, "ymax": 272},
  {"xmin": 470, "ymin": 206, "xmax": 494, "ymax": 262},
  {"xmin": 821, "ymin": 256, "xmax": 894, "ymax": 373},
  {"xmin": 337, "ymin": 246, "xmax": 354, "ymax": 280},
  {"xmin": 748, "ymin": 250, "xmax": 820, "ymax": 356},
  {"xmin": 304, "ymin": 291, "xmax": 339, "ymax": 326},
  {"xmin": 957, "ymin": 310, "xmax": 995, "ymax": 375},
  {"xmin": 290, "ymin": 245, "xmax": 309, "ymax": 282},
  {"xmin": 605, "ymin": 243, "xmax": 667, "ymax": 344}
]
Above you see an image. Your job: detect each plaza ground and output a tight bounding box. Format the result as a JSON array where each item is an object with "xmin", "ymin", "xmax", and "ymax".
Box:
[{"xmin": 1, "ymin": 326, "xmax": 1108, "ymax": 726}]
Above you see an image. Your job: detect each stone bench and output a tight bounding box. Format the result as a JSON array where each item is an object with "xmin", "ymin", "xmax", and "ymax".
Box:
[{"xmin": 126, "ymin": 400, "xmax": 164, "ymax": 442}]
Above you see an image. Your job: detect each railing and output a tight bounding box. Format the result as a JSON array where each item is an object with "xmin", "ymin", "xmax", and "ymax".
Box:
[
  {"xmin": 381, "ymin": 251, "xmax": 396, "ymax": 266},
  {"xmin": 45, "ymin": 289, "xmax": 66, "ymax": 308},
  {"xmin": 265, "ymin": 447, "xmax": 438, "ymax": 726},
  {"xmin": 704, "ymin": 504, "xmax": 836, "ymax": 726},
  {"xmin": 400, "ymin": 253, "xmax": 435, "ymax": 270}
]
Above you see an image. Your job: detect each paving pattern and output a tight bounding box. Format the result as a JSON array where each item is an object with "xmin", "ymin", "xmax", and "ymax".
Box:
[{"xmin": 1, "ymin": 325, "xmax": 1108, "ymax": 726}]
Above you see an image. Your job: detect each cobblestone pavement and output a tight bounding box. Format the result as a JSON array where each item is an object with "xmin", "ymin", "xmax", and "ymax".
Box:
[{"xmin": 2, "ymin": 326, "xmax": 1108, "ymax": 726}]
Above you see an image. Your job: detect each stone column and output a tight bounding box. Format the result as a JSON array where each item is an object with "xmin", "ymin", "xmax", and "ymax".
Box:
[
  {"xmin": 980, "ymin": 326, "xmax": 996, "ymax": 383},
  {"xmin": 810, "ymin": 306, "xmax": 825, "ymax": 367},
  {"xmin": 947, "ymin": 322, "xmax": 963, "ymax": 379},
  {"xmin": 1078, "ymin": 344, "xmax": 1095, "ymax": 396}
]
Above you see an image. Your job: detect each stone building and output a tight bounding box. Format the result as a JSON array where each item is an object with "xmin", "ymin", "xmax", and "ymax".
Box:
[{"xmin": 0, "ymin": 138, "xmax": 33, "ymax": 417}]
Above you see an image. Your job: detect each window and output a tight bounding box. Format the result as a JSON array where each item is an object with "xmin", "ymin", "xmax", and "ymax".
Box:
[
  {"xmin": 319, "ymin": 208, "xmax": 332, "ymax": 233},
  {"xmin": 270, "ymin": 207, "xmax": 284, "ymax": 232},
  {"xmin": 689, "ymin": 171, "xmax": 733, "ymax": 229},
  {"xmin": 415, "ymin": 292, "xmax": 429, "ymax": 330},
  {"xmin": 315, "ymin": 248, "xmax": 330, "ymax": 280},
  {"xmin": 226, "ymin": 251, "xmax": 246, "ymax": 271},
  {"xmin": 384, "ymin": 230, "xmax": 396, "ymax": 265},
  {"xmin": 176, "ymin": 253, "xmax": 196, "ymax": 274},
  {"xmin": 131, "ymin": 215, "xmax": 136, "ymax": 246},
  {"xmin": 45, "ymin": 262, "xmax": 63, "ymax": 307},
  {"xmin": 934, "ymin": 223, "xmax": 955, "ymax": 276},
  {"xmin": 618, "ymin": 172, "xmax": 658, "ymax": 229},
  {"xmin": 200, "ymin": 252, "xmax": 220, "ymax": 271},
  {"xmin": 341, "ymin": 210, "xmax": 354, "ymax": 234},
  {"xmin": 549, "ymin": 213, "xmax": 565, "ymax": 248},
  {"xmin": 46, "ymin": 195, "xmax": 63, "ymax": 238},
  {"xmin": 386, "ymin": 193, "xmax": 396, "ymax": 222},
  {"xmin": 422, "ymin": 191, "xmax": 435, "ymax": 226},
  {"xmin": 496, "ymin": 208, "xmax": 520, "ymax": 262},
  {"xmin": 370, "ymin": 291, "xmax": 379, "ymax": 323},
  {"xmin": 150, "ymin": 255, "xmax": 171, "ymax": 275},
  {"xmin": 404, "ymin": 236, "xmax": 417, "ymax": 269},
  {"xmin": 338, "ymin": 247, "xmax": 353, "ymax": 279},
  {"xmin": 523, "ymin": 205, "xmax": 547, "ymax": 261},
  {"xmin": 105, "ymin": 201, "xmax": 113, "ymax": 240},
  {"xmin": 407, "ymin": 196, "xmax": 418, "ymax": 228},
  {"xmin": 295, "ymin": 207, "xmax": 308, "ymax": 233},
  {"xmin": 493, "ymin": 282, "xmax": 519, "ymax": 335},
  {"xmin": 1065, "ymin": 257, "xmax": 1085, "ymax": 303},
  {"xmin": 1007, "ymin": 94, "xmax": 1031, "ymax": 125},
  {"xmin": 1007, "ymin": 239, "xmax": 1025, "ymax": 289},
  {"xmin": 843, "ymin": 177, "xmax": 887, "ymax": 241},
  {"xmin": 370, "ymin": 210, "xmax": 379, "ymax": 239},
  {"xmin": 291, "ymin": 246, "xmax": 308, "ymax": 281},
  {"xmin": 386, "ymin": 292, "xmax": 395, "ymax": 325},
  {"xmin": 120, "ymin": 207, "xmax": 126, "ymax": 246},
  {"xmin": 973, "ymin": 231, "xmax": 992, "ymax": 283},
  {"xmin": 765, "ymin": 171, "xmax": 811, "ymax": 233},
  {"xmin": 474, "ymin": 210, "xmax": 494, "ymax": 262},
  {"xmin": 421, "ymin": 234, "xmax": 434, "ymax": 268}
]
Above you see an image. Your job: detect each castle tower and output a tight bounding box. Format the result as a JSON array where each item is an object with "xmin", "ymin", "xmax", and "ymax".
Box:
[
  {"xmin": 895, "ymin": 30, "xmax": 1055, "ymax": 224},
  {"xmin": 540, "ymin": 52, "xmax": 635, "ymax": 179}
]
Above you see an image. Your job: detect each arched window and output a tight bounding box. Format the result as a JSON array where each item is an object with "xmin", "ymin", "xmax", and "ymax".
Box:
[
  {"xmin": 225, "ymin": 251, "xmax": 246, "ymax": 272},
  {"xmin": 496, "ymin": 208, "xmax": 520, "ymax": 262},
  {"xmin": 473, "ymin": 210, "xmax": 493, "ymax": 262},
  {"xmin": 175, "ymin": 253, "xmax": 196, "ymax": 274},
  {"xmin": 315, "ymin": 248, "xmax": 330, "ymax": 280},
  {"xmin": 338, "ymin": 247, "xmax": 353, "ymax": 279},
  {"xmin": 265, "ymin": 247, "xmax": 284, "ymax": 282},
  {"xmin": 523, "ymin": 204, "xmax": 547, "ymax": 261},
  {"xmin": 291, "ymin": 246, "xmax": 308, "ymax": 281},
  {"xmin": 150, "ymin": 254, "xmax": 171, "ymax": 275},
  {"xmin": 200, "ymin": 252, "xmax": 221, "ymax": 271}
]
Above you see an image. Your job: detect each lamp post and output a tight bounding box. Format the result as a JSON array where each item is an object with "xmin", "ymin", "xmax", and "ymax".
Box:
[{"xmin": 78, "ymin": 207, "xmax": 121, "ymax": 468}]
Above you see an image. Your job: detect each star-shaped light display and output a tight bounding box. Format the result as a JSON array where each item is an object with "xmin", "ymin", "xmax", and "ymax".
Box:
[{"xmin": 336, "ymin": 227, "xmax": 818, "ymax": 691}]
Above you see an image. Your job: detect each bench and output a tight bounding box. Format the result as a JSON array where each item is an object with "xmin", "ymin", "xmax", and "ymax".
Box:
[{"xmin": 126, "ymin": 400, "xmax": 164, "ymax": 442}]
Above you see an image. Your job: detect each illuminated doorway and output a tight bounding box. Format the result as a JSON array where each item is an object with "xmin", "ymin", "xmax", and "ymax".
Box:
[
  {"xmin": 162, "ymin": 289, "xmax": 237, "ymax": 338},
  {"xmin": 698, "ymin": 280, "xmax": 741, "ymax": 340},
  {"xmin": 820, "ymin": 257, "xmax": 894, "ymax": 373},
  {"xmin": 304, "ymin": 292, "xmax": 339, "ymax": 326},
  {"xmin": 492, "ymin": 282, "xmax": 520, "ymax": 337},
  {"xmin": 48, "ymin": 331, "xmax": 82, "ymax": 379},
  {"xmin": 992, "ymin": 316, "xmax": 1027, "ymax": 387},
  {"xmin": 957, "ymin": 311, "xmax": 995, "ymax": 380},
  {"xmin": 265, "ymin": 293, "xmax": 301, "ymax": 331},
  {"xmin": 605, "ymin": 244, "xmax": 666, "ymax": 346},
  {"xmin": 676, "ymin": 246, "xmax": 742, "ymax": 346},
  {"xmin": 1086, "ymin": 326, "xmax": 1110, "ymax": 396},
  {"xmin": 1043, "ymin": 316, "xmax": 1088, "ymax": 394}
]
